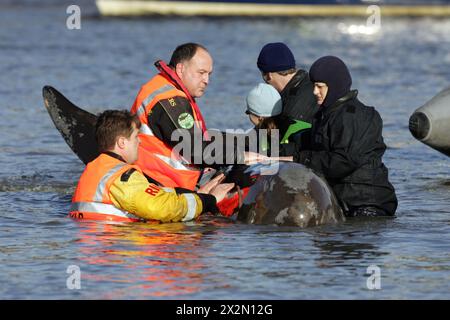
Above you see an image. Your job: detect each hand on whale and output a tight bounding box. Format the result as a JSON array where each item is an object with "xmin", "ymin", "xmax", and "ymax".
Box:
[{"xmin": 198, "ymin": 173, "xmax": 235, "ymax": 203}]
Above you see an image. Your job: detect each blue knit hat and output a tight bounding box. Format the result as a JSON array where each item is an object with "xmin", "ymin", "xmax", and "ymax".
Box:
[
  {"xmin": 257, "ymin": 42, "xmax": 296, "ymax": 73},
  {"xmin": 246, "ymin": 83, "xmax": 283, "ymax": 117}
]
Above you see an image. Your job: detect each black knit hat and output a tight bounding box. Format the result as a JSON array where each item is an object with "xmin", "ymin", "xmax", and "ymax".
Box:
[
  {"xmin": 309, "ymin": 56, "xmax": 352, "ymax": 108},
  {"xmin": 257, "ymin": 42, "xmax": 296, "ymax": 73}
]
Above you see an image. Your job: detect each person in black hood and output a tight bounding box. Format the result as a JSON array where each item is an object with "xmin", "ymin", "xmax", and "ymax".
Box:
[
  {"xmin": 309, "ymin": 56, "xmax": 353, "ymax": 108},
  {"xmin": 294, "ymin": 56, "xmax": 398, "ymax": 217}
]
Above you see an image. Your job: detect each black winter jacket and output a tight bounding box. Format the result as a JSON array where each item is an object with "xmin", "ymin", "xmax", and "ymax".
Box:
[{"xmin": 297, "ymin": 90, "xmax": 398, "ymax": 215}]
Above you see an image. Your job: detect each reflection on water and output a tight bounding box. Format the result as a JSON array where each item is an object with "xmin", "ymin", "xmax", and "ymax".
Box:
[
  {"xmin": 74, "ymin": 217, "xmax": 233, "ymax": 299},
  {"xmin": 337, "ymin": 23, "xmax": 381, "ymax": 36}
]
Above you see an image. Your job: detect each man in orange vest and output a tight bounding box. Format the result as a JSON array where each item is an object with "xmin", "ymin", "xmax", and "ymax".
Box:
[
  {"xmin": 70, "ymin": 110, "xmax": 234, "ymax": 223},
  {"xmin": 131, "ymin": 43, "xmax": 264, "ymax": 191}
]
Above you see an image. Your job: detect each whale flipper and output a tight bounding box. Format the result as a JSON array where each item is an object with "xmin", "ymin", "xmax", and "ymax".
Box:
[{"xmin": 43, "ymin": 86, "xmax": 99, "ymax": 164}]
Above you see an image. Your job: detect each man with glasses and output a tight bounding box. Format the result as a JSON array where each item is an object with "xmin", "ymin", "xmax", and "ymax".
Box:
[{"xmin": 257, "ymin": 42, "xmax": 318, "ymax": 124}]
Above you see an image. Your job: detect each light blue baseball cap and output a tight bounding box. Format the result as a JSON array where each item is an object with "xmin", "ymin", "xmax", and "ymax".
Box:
[{"xmin": 245, "ymin": 83, "xmax": 282, "ymax": 117}]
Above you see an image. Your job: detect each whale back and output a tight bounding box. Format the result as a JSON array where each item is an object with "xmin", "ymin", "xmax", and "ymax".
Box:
[{"xmin": 237, "ymin": 162, "xmax": 345, "ymax": 227}]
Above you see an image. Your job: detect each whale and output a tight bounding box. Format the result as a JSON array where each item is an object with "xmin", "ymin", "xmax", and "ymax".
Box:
[
  {"xmin": 236, "ymin": 162, "xmax": 345, "ymax": 227},
  {"xmin": 409, "ymin": 87, "xmax": 450, "ymax": 157}
]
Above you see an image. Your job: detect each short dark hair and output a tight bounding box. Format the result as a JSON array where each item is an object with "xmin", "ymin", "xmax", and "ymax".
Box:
[
  {"xmin": 95, "ymin": 110, "xmax": 141, "ymax": 152},
  {"xmin": 262, "ymin": 68, "xmax": 297, "ymax": 78},
  {"xmin": 169, "ymin": 43, "xmax": 208, "ymax": 68},
  {"xmin": 276, "ymin": 68, "xmax": 297, "ymax": 76}
]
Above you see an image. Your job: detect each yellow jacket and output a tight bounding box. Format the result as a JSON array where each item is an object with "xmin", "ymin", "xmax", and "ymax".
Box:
[
  {"xmin": 70, "ymin": 152, "xmax": 209, "ymax": 223},
  {"xmin": 109, "ymin": 169, "xmax": 203, "ymax": 223}
]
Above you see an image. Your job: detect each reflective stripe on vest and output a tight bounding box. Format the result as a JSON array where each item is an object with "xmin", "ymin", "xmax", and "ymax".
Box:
[
  {"xmin": 140, "ymin": 124, "xmax": 154, "ymax": 136},
  {"xmin": 137, "ymin": 84, "xmax": 174, "ymax": 118},
  {"xmin": 154, "ymin": 153, "xmax": 194, "ymax": 172},
  {"xmin": 70, "ymin": 202, "xmax": 142, "ymax": 221},
  {"xmin": 160, "ymin": 188, "xmax": 197, "ymax": 221},
  {"xmin": 94, "ymin": 163, "xmax": 127, "ymax": 202},
  {"xmin": 181, "ymin": 193, "xmax": 197, "ymax": 222}
]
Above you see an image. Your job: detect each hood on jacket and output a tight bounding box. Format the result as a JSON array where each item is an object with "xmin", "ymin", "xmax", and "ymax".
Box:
[{"xmin": 309, "ymin": 56, "xmax": 352, "ymax": 108}]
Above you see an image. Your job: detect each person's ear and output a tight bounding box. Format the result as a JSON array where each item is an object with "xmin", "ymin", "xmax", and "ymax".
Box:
[
  {"xmin": 255, "ymin": 117, "xmax": 264, "ymax": 127},
  {"xmin": 116, "ymin": 136, "xmax": 126, "ymax": 149},
  {"xmin": 175, "ymin": 62, "xmax": 184, "ymax": 78}
]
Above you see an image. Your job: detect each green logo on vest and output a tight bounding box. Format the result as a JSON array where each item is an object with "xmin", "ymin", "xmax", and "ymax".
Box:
[{"xmin": 178, "ymin": 113, "xmax": 194, "ymax": 129}]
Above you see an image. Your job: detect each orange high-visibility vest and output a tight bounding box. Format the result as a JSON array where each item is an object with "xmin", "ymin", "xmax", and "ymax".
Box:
[
  {"xmin": 70, "ymin": 153, "xmax": 144, "ymax": 222},
  {"xmin": 131, "ymin": 74, "xmax": 204, "ymax": 190}
]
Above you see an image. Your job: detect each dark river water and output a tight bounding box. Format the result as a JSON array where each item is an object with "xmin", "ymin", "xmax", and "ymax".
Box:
[{"xmin": 1, "ymin": 1, "xmax": 450, "ymax": 299}]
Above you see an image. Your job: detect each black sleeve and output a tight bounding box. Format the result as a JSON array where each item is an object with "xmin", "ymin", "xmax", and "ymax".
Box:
[
  {"xmin": 282, "ymin": 71, "xmax": 318, "ymax": 123},
  {"xmin": 196, "ymin": 193, "xmax": 219, "ymax": 214},
  {"xmin": 297, "ymin": 114, "xmax": 360, "ymax": 179},
  {"xmin": 148, "ymin": 97, "xmax": 243, "ymax": 169},
  {"xmin": 147, "ymin": 97, "xmax": 188, "ymax": 144},
  {"xmin": 279, "ymin": 142, "xmax": 299, "ymax": 158},
  {"xmin": 277, "ymin": 129, "xmax": 310, "ymax": 159}
]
